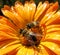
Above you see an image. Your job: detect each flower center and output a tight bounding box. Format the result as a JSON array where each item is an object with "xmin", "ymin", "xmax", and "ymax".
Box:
[{"xmin": 19, "ymin": 21, "xmax": 43, "ymax": 47}]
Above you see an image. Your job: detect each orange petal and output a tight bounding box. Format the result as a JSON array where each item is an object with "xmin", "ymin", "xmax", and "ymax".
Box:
[
  {"xmin": 34, "ymin": 1, "xmax": 49, "ymax": 21},
  {"xmin": 0, "ymin": 16, "xmax": 17, "ymax": 30},
  {"xmin": 40, "ymin": 11, "xmax": 55, "ymax": 25},
  {"xmin": 0, "ymin": 31, "xmax": 18, "ymax": 41},
  {"xmin": 46, "ymin": 10, "xmax": 60, "ymax": 25},
  {"xmin": 1, "ymin": 5, "xmax": 26, "ymax": 29},
  {"xmin": 44, "ymin": 39, "xmax": 60, "ymax": 45},
  {"xmin": 46, "ymin": 25, "xmax": 60, "ymax": 33},
  {"xmin": 41, "ymin": 44, "xmax": 57, "ymax": 55},
  {"xmin": 46, "ymin": 2, "xmax": 59, "ymax": 13},
  {"xmin": 0, "ymin": 23, "xmax": 17, "ymax": 35}
]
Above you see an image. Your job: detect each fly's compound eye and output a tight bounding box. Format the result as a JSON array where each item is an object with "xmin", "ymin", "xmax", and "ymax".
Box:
[
  {"xmin": 26, "ymin": 22, "xmax": 34, "ymax": 29},
  {"xmin": 20, "ymin": 29, "xmax": 27, "ymax": 36},
  {"xmin": 26, "ymin": 21, "xmax": 39, "ymax": 29},
  {"xmin": 20, "ymin": 29, "xmax": 23, "ymax": 33}
]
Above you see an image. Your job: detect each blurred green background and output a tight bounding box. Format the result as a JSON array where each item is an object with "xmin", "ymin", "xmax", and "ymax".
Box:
[{"xmin": 0, "ymin": 0, "xmax": 60, "ymax": 15}]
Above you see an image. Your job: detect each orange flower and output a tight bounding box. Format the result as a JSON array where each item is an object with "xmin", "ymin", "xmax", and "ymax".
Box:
[{"xmin": 0, "ymin": 1, "xmax": 60, "ymax": 55}]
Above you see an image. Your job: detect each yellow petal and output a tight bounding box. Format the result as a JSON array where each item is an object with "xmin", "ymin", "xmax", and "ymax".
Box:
[
  {"xmin": 46, "ymin": 25, "xmax": 60, "ymax": 29},
  {"xmin": 0, "ymin": 44, "xmax": 20, "ymax": 55},
  {"xmin": 0, "ymin": 40, "xmax": 20, "ymax": 49},
  {"xmin": 15, "ymin": 1, "xmax": 25, "ymax": 20},
  {"xmin": 34, "ymin": 1, "xmax": 49, "ymax": 21},
  {"xmin": 1, "ymin": 6, "xmax": 26, "ymax": 29},
  {"xmin": 38, "ymin": 45, "xmax": 49, "ymax": 55},
  {"xmin": 40, "ymin": 11, "xmax": 55, "ymax": 25},
  {"xmin": 46, "ymin": 10, "xmax": 60, "ymax": 25},
  {"xmin": 45, "ymin": 33, "xmax": 60, "ymax": 40},
  {"xmin": 0, "ymin": 23, "xmax": 17, "ymax": 35},
  {"xmin": 24, "ymin": 2, "xmax": 31, "ymax": 22},
  {"xmin": 1, "ymin": 9, "xmax": 20, "ymax": 26},
  {"xmin": 47, "ymin": 28, "xmax": 60, "ymax": 33},
  {"xmin": 16, "ymin": 46, "xmax": 27, "ymax": 55},
  {"xmin": 37, "ymin": 2, "xmax": 42, "ymax": 9},
  {"xmin": 0, "ymin": 31, "xmax": 18, "ymax": 40},
  {"xmin": 3, "ymin": 40, "xmax": 20, "ymax": 47},
  {"xmin": 41, "ymin": 42, "xmax": 60, "ymax": 55},
  {"xmin": 26, "ymin": 48, "xmax": 34, "ymax": 55},
  {"xmin": 11, "ymin": 6, "xmax": 27, "ymax": 29},
  {"xmin": 46, "ymin": 2, "xmax": 59, "ymax": 13},
  {"xmin": 28, "ymin": 2, "xmax": 36, "ymax": 21},
  {"xmin": 0, "ymin": 16, "xmax": 17, "ymax": 30}
]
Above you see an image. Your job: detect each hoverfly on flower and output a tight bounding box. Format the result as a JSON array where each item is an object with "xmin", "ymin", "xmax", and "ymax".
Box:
[
  {"xmin": 0, "ymin": 0, "xmax": 60, "ymax": 55},
  {"xmin": 19, "ymin": 21, "xmax": 42, "ymax": 47}
]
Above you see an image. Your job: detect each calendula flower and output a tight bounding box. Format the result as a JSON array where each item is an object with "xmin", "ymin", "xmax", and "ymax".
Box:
[{"xmin": 0, "ymin": 1, "xmax": 60, "ymax": 55}]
